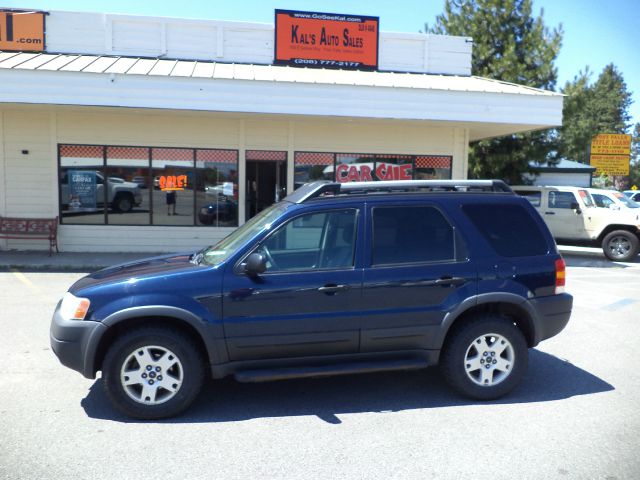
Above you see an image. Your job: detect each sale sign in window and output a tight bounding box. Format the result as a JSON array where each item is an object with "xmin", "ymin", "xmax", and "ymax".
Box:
[{"xmin": 274, "ymin": 9, "xmax": 379, "ymax": 70}]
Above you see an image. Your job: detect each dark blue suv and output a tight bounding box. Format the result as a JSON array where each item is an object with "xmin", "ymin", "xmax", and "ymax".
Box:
[{"xmin": 50, "ymin": 180, "xmax": 572, "ymax": 419}]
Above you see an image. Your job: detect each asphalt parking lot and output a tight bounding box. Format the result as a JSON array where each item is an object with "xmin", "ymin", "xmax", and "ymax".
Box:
[{"xmin": 1, "ymin": 253, "xmax": 639, "ymax": 480}]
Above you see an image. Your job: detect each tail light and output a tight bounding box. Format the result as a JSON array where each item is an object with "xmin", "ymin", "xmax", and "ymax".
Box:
[{"xmin": 555, "ymin": 257, "xmax": 566, "ymax": 294}]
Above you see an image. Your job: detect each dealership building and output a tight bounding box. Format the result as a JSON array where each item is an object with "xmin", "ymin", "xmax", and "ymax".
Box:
[{"xmin": 0, "ymin": 9, "xmax": 563, "ymax": 252}]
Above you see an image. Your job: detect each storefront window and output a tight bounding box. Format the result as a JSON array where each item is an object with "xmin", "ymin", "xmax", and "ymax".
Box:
[
  {"xmin": 294, "ymin": 152, "xmax": 334, "ymax": 188},
  {"xmin": 196, "ymin": 149, "xmax": 239, "ymax": 227},
  {"xmin": 106, "ymin": 146, "xmax": 150, "ymax": 225},
  {"xmin": 151, "ymin": 148, "xmax": 194, "ymax": 226},
  {"xmin": 59, "ymin": 144, "xmax": 238, "ymax": 227},
  {"xmin": 294, "ymin": 152, "xmax": 451, "ymax": 187},
  {"xmin": 59, "ymin": 145, "xmax": 105, "ymax": 224},
  {"xmin": 415, "ymin": 156, "xmax": 452, "ymax": 180},
  {"xmin": 338, "ymin": 154, "xmax": 413, "ymax": 182}
]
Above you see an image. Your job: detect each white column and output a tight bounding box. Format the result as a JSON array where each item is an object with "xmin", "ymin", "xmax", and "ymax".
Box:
[
  {"xmin": 49, "ymin": 111, "xmax": 58, "ymax": 217},
  {"xmin": 287, "ymin": 120, "xmax": 295, "ymax": 194},
  {"xmin": 452, "ymin": 127, "xmax": 470, "ymax": 179},
  {"xmin": 238, "ymin": 119, "xmax": 246, "ymax": 225},
  {"xmin": 0, "ymin": 110, "xmax": 6, "ymax": 250}
]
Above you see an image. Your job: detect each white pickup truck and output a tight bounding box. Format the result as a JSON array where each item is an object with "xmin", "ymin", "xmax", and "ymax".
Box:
[
  {"xmin": 512, "ymin": 185, "xmax": 640, "ymax": 262},
  {"xmin": 61, "ymin": 172, "xmax": 142, "ymax": 213}
]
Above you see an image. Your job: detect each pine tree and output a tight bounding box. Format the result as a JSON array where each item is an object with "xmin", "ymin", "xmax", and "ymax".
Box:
[
  {"xmin": 427, "ymin": 0, "xmax": 562, "ymax": 183},
  {"xmin": 558, "ymin": 64, "xmax": 633, "ymax": 164}
]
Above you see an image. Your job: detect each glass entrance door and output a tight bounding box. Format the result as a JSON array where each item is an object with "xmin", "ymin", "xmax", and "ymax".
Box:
[{"xmin": 245, "ymin": 151, "xmax": 287, "ymax": 220}]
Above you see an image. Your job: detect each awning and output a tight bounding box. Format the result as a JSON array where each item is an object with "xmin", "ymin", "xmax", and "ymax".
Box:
[{"xmin": 0, "ymin": 51, "xmax": 563, "ymax": 140}]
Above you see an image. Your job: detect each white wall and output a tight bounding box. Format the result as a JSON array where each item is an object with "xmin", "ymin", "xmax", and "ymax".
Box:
[
  {"xmin": 1, "ymin": 105, "xmax": 468, "ymax": 252},
  {"xmin": 531, "ymin": 172, "xmax": 592, "ymax": 188},
  {"xmin": 44, "ymin": 11, "xmax": 472, "ymax": 75}
]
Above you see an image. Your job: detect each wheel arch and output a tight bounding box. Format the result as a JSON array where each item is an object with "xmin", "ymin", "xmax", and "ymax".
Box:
[
  {"xmin": 439, "ymin": 295, "xmax": 538, "ymax": 354},
  {"xmin": 597, "ymin": 224, "xmax": 640, "ymax": 242},
  {"xmin": 87, "ymin": 307, "xmax": 220, "ymax": 378}
]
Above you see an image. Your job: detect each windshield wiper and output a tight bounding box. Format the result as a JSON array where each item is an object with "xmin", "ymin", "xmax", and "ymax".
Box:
[{"xmin": 189, "ymin": 249, "xmax": 205, "ymax": 265}]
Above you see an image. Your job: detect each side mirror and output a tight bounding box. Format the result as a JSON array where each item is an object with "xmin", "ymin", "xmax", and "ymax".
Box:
[
  {"xmin": 244, "ymin": 252, "xmax": 267, "ymax": 276},
  {"xmin": 570, "ymin": 201, "xmax": 581, "ymax": 214}
]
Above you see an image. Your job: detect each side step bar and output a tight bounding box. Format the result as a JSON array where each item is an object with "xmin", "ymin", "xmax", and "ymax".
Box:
[{"xmin": 234, "ymin": 358, "xmax": 429, "ymax": 383}]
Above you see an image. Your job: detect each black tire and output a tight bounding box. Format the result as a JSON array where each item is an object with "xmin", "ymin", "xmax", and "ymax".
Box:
[
  {"xmin": 102, "ymin": 327, "xmax": 205, "ymax": 419},
  {"xmin": 602, "ymin": 230, "xmax": 640, "ymax": 262},
  {"xmin": 113, "ymin": 193, "xmax": 134, "ymax": 213},
  {"xmin": 440, "ymin": 314, "xmax": 528, "ymax": 400}
]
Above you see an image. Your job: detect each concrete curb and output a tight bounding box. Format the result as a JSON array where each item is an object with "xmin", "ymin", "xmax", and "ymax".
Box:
[{"xmin": 0, "ymin": 251, "xmax": 163, "ymax": 272}]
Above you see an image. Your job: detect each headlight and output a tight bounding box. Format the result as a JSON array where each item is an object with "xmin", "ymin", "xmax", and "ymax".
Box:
[{"xmin": 59, "ymin": 292, "xmax": 91, "ymax": 321}]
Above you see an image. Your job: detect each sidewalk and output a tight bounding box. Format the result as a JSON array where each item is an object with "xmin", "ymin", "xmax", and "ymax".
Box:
[
  {"xmin": 1, "ymin": 246, "xmax": 637, "ymax": 272},
  {"xmin": 0, "ymin": 250, "xmax": 163, "ymax": 271}
]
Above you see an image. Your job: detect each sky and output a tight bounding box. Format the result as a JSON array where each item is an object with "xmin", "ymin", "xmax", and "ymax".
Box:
[{"xmin": 2, "ymin": 0, "xmax": 639, "ymax": 127}]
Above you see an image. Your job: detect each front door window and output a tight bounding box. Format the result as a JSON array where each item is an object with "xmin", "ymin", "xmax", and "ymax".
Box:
[{"xmin": 256, "ymin": 209, "xmax": 357, "ymax": 272}]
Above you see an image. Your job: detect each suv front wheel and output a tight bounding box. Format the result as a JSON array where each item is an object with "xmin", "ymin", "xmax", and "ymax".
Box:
[
  {"xmin": 102, "ymin": 327, "xmax": 205, "ymax": 419},
  {"xmin": 440, "ymin": 314, "xmax": 528, "ymax": 400}
]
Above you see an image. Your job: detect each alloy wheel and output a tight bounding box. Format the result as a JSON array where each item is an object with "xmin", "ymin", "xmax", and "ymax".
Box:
[
  {"xmin": 464, "ymin": 333, "xmax": 515, "ymax": 387},
  {"xmin": 120, "ymin": 345, "xmax": 183, "ymax": 405}
]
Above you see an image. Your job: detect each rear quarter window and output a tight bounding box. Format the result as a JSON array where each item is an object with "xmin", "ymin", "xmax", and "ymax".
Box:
[
  {"xmin": 462, "ymin": 203, "xmax": 549, "ymax": 257},
  {"xmin": 514, "ymin": 190, "xmax": 542, "ymax": 207}
]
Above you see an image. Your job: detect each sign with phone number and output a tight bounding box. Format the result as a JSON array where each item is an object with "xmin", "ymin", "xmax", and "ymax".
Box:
[
  {"xmin": 590, "ymin": 154, "xmax": 630, "ymax": 176},
  {"xmin": 274, "ymin": 9, "xmax": 379, "ymax": 71}
]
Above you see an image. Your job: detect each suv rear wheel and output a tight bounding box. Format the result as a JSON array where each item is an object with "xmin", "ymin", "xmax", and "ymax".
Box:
[
  {"xmin": 441, "ymin": 314, "xmax": 528, "ymax": 400},
  {"xmin": 602, "ymin": 230, "xmax": 640, "ymax": 262},
  {"xmin": 102, "ymin": 327, "xmax": 205, "ymax": 419}
]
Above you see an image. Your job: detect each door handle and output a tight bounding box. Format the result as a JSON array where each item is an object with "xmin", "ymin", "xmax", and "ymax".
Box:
[
  {"xmin": 544, "ymin": 212, "xmax": 555, "ymax": 215},
  {"xmin": 434, "ymin": 277, "xmax": 466, "ymax": 287},
  {"xmin": 318, "ymin": 284, "xmax": 350, "ymax": 294}
]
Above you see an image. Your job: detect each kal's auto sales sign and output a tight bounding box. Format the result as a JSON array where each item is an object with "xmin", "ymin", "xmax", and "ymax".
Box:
[{"xmin": 274, "ymin": 9, "xmax": 379, "ymax": 70}]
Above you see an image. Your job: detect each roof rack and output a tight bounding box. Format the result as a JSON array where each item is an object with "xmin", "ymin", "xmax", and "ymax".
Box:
[{"xmin": 284, "ymin": 180, "xmax": 513, "ymax": 204}]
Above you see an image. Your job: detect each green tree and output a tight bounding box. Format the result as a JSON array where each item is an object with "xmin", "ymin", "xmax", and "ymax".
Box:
[
  {"xmin": 427, "ymin": 0, "xmax": 562, "ymax": 183},
  {"xmin": 558, "ymin": 64, "xmax": 633, "ymax": 163}
]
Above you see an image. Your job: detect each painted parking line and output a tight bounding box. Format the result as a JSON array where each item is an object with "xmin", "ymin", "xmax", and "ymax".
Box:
[
  {"xmin": 10, "ymin": 269, "xmax": 40, "ymax": 293},
  {"xmin": 603, "ymin": 298, "xmax": 637, "ymax": 311}
]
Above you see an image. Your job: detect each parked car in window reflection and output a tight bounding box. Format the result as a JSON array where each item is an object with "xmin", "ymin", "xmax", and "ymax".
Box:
[
  {"xmin": 60, "ymin": 171, "xmax": 142, "ymax": 213},
  {"xmin": 198, "ymin": 197, "xmax": 238, "ymax": 225},
  {"xmin": 131, "ymin": 176, "xmax": 148, "ymax": 189}
]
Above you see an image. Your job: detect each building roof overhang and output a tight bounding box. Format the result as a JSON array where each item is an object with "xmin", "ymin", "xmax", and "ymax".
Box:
[
  {"xmin": 0, "ymin": 52, "xmax": 563, "ymax": 141},
  {"xmin": 529, "ymin": 159, "xmax": 597, "ymax": 173}
]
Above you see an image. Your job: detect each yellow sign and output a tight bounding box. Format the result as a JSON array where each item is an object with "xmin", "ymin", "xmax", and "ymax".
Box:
[
  {"xmin": 0, "ymin": 11, "xmax": 45, "ymax": 52},
  {"xmin": 590, "ymin": 154, "xmax": 630, "ymax": 176},
  {"xmin": 632, "ymin": 185, "xmax": 638, "ymax": 191},
  {"xmin": 591, "ymin": 134, "xmax": 632, "ymax": 155}
]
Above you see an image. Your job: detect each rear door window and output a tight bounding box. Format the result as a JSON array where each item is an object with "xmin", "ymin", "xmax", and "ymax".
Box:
[
  {"xmin": 463, "ymin": 203, "xmax": 549, "ymax": 257},
  {"xmin": 371, "ymin": 206, "xmax": 463, "ymax": 265}
]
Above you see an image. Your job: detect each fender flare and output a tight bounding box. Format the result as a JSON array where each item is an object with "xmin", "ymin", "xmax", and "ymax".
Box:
[
  {"xmin": 82, "ymin": 305, "xmax": 224, "ymax": 378},
  {"xmin": 436, "ymin": 293, "xmax": 539, "ymax": 348}
]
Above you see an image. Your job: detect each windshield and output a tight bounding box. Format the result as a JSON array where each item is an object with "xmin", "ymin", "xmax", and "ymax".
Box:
[
  {"xmin": 201, "ymin": 203, "xmax": 290, "ymax": 266},
  {"xmin": 613, "ymin": 192, "xmax": 640, "ymax": 208}
]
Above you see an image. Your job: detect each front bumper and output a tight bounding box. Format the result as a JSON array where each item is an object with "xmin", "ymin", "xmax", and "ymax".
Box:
[
  {"xmin": 50, "ymin": 301, "xmax": 107, "ymax": 379},
  {"xmin": 530, "ymin": 293, "xmax": 573, "ymax": 345}
]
